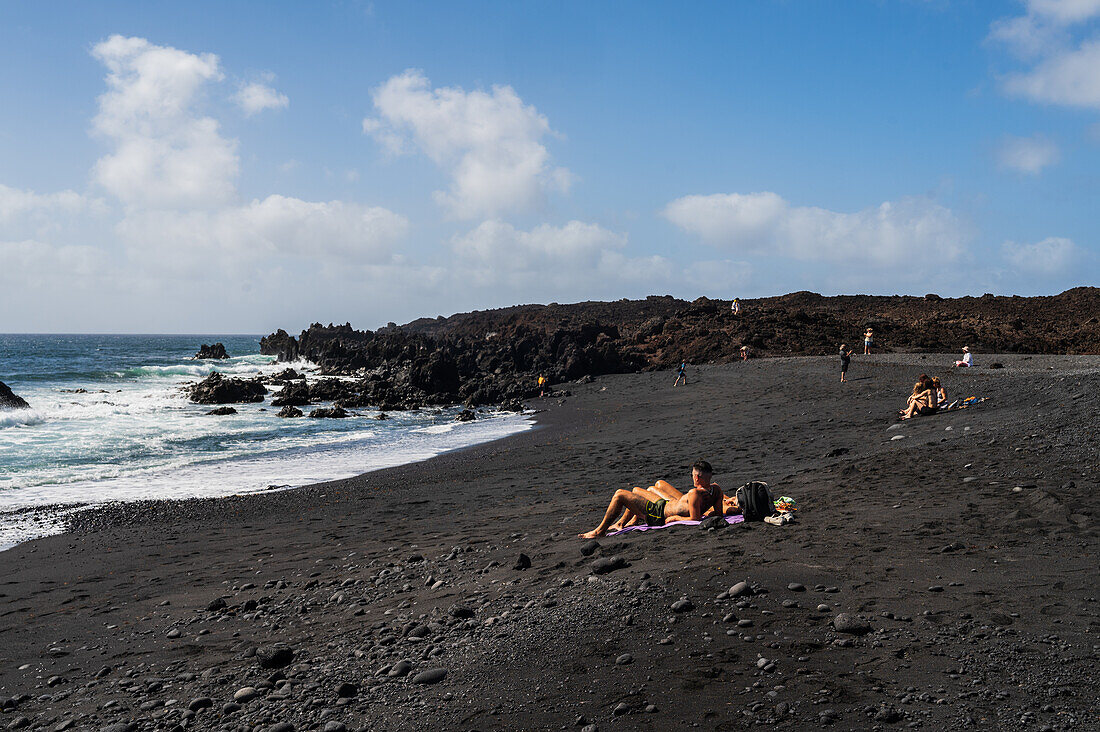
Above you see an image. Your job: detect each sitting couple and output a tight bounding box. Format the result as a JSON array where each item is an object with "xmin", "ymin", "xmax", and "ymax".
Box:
[
  {"xmin": 579, "ymin": 460, "xmax": 737, "ymax": 538},
  {"xmin": 900, "ymin": 374, "xmax": 946, "ymax": 420}
]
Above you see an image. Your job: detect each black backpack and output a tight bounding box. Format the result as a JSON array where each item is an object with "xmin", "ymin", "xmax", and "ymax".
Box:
[{"xmin": 736, "ymin": 481, "xmax": 775, "ymax": 522}]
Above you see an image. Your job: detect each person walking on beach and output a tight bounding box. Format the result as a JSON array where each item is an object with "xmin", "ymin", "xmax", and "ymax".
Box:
[
  {"xmin": 537, "ymin": 374, "xmax": 548, "ymax": 397},
  {"xmin": 864, "ymin": 328, "xmax": 874, "ymax": 355},
  {"xmin": 673, "ymin": 361, "xmax": 688, "ymax": 386},
  {"xmin": 731, "ymin": 298, "xmax": 741, "ymax": 315},
  {"xmin": 739, "ymin": 345, "xmax": 749, "ymax": 361},
  {"xmin": 954, "ymin": 346, "xmax": 972, "ymax": 368},
  {"xmin": 578, "ymin": 460, "xmax": 724, "ymax": 538},
  {"xmin": 839, "ymin": 344, "xmax": 852, "ymax": 382}
]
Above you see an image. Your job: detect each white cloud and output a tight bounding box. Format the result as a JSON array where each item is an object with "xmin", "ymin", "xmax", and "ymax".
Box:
[
  {"xmin": 0, "ymin": 239, "xmax": 111, "ymax": 287},
  {"xmin": 1002, "ymin": 236, "xmax": 1079, "ymax": 275},
  {"xmin": 451, "ymin": 220, "xmax": 669, "ymax": 289},
  {"xmin": 1003, "ymin": 38, "xmax": 1100, "ymax": 108},
  {"xmin": 235, "ymin": 81, "xmax": 289, "ymax": 116},
  {"xmin": 991, "ymin": 2, "xmax": 1100, "ymax": 109},
  {"xmin": 117, "ymin": 195, "xmax": 409, "ymax": 276},
  {"xmin": 996, "ymin": 133, "xmax": 1061, "ymax": 173},
  {"xmin": 0, "ymin": 184, "xmax": 93, "ymax": 222},
  {"xmin": 91, "ymin": 35, "xmax": 238, "ymax": 208},
  {"xmin": 662, "ymin": 192, "xmax": 969, "ymax": 267},
  {"xmin": 363, "ymin": 69, "xmax": 571, "ymax": 219}
]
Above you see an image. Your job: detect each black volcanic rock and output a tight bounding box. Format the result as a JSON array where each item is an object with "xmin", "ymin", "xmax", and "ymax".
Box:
[
  {"xmin": 308, "ymin": 406, "xmax": 348, "ymax": 418},
  {"xmin": 261, "ymin": 288, "xmax": 1100, "ymax": 408},
  {"xmin": 271, "ymin": 381, "xmax": 312, "ymax": 407},
  {"xmin": 277, "ymin": 405, "xmax": 303, "ymax": 418},
  {"xmin": 189, "ymin": 373, "xmax": 267, "ymax": 404},
  {"xmin": 206, "ymin": 406, "xmax": 237, "ymax": 415},
  {"xmin": 0, "ymin": 381, "xmax": 30, "ymax": 410},
  {"xmin": 194, "ymin": 342, "xmax": 229, "ymax": 359}
]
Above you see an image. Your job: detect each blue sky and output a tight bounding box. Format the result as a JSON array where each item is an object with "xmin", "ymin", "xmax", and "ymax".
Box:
[{"xmin": 1, "ymin": 1, "xmax": 1097, "ymax": 333}]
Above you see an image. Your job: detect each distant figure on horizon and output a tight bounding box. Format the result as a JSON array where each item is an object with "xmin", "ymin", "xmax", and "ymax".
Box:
[
  {"xmin": 954, "ymin": 346, "xmax": 972, "ymax": 368},
  {"xmin": 839, "ymin": 344, "xmax": 852, "ymax": 382},
  {"xmin": 537, "ymin": 374, "xmax": 548, "ymax": 397},
  {"xmin": 731, "ymin": 298, "xmax": 742, "ymax": 315},
  {"xmin": 740, "ymin": 345, "xmax": 749, "ymax": 361},
  {"xmin": 674, "ymin": 361, "xmax": 688, "ymax": 386},
  {"xmin": 864, "ymin": 328, "xmax": 874, "ymax": 355}
]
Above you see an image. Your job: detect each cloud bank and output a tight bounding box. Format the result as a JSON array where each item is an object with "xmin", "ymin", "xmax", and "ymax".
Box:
[
  {"xmin": 662, "ymin": 192, "xmax": 969, "ymax": 268},
  {"xmin": 363, "ymin": 70, "xmax": 572, "ymax": 219}
]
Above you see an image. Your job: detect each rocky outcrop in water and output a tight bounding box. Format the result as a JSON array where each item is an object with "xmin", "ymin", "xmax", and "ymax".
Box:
[
  {"xmin": 0, "ymin": 381, "xmax": 30, "ymax": 410},
  {"xmin": 194, "ymin": 343, "xmax": 229, "ymax": 360},
  {"xmin": 262, "ymin": 288, "xmax": 1100, "ymax": 408},
  {"xmin": 189, "ymin": 373, "xmax": 267, "ymax": 404}
]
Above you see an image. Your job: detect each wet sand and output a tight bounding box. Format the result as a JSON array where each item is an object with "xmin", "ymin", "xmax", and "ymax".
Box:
[{"xmin": 1, "ymin": 354, "xmax": 1097, "ymax": 731}]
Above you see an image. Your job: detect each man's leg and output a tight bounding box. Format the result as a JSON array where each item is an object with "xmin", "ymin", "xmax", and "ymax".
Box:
[
  {"xmin": 648, "ymin": 480, "xmax": 683, "ymax": 501},
  {"xmin": 580, "ymin": 489, "xmax": 650, "ymax": 538},
  {"xmin": 610, "ymin": 487, "xmax": 662, "ymax": 530}
]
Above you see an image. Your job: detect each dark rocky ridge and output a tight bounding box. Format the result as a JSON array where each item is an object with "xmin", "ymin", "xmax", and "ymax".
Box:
[
  {"xmin": 188, "ymin": 373, "xmax": 267, "ymax": 405},
  {"xmin": 262, "ymin": 288, "xmax": 1100, "ymax": 408},
  {"xmin": 0, "ymin": 381, "xmax": 30, "ymax": 410},
  {"xmin": 193, "ymin": 342, "xmax": 229, "ymax": 360}
]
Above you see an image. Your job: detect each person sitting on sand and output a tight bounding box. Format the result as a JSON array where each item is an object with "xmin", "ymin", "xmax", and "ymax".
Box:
[
  {"xmin": 674, "ymin": 361, "xmax": 688, "ymax": 386},
  {"xmin": 864, "ymin": 328, "xmax": 874, "ymax": 355},
  {"xmin": 579, "ymin": 460, "xmax": 725, "ymax": 538},
  {"xmin": 900, "ymin": 380, "xmax": 936, "ymax": 420},
  {"xmin": 839, "ymin": 344, "xmax": 852, "ymax": 383},
  {"xmin": 954, "ymin": 346, "xmax": 972, "ymax": 368},
  {"xmin": 932, "ymin": 376, "xmax": 947, "ymax": 407}
]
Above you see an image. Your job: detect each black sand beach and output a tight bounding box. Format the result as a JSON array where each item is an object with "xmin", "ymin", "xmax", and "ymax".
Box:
[{"xmin": 1, "ymin": 354, "xmax": 1097, "ymax": 731}]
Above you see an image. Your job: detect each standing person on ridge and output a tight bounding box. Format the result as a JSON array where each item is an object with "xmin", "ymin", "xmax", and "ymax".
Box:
[
  {"xmin": 731, "ymin": 298, "xmax": 741, "ymax": 315},
  {"xmin": 674, "ymin": 361, "xmax": 688, "ymax": 386},
  {"xmin": 839, "ymin": 344, "xmax": 852, "ymax": 382}
]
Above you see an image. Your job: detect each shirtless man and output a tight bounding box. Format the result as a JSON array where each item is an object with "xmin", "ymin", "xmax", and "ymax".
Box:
[
  {"xmin": 579, "ymin": 461, "xmax": 725, "ymax": 538},
  {"xmin": 607, "ymin": 478, "xmax": 739, "ymax": 531}
]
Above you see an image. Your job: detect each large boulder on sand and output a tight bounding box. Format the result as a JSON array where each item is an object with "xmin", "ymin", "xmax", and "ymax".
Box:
[
  {"xmin": 194, "ymin": 343, "xmax": 229, "ymax": 359},
  {"xmin": 0, "ymin": 381, "xmax": 30, "ymax": 410},
  {"xmin": 189, "ymin": 373, "xmax": 267, "ymax": 404}
]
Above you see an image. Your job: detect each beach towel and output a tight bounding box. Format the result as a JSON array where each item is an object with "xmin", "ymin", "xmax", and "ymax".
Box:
[
  {"xmin": 606, "ymin": 514, "xmax": 745, "ymax": 536},
  {"xmin": 938, "ymin": 396, "xmax": 989, "ymax": 413}
]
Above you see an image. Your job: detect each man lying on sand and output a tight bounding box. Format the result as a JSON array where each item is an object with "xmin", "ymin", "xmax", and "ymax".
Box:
[{"xmin": 579, "ymin": 460, "xmax": 726, "ymax": 538}]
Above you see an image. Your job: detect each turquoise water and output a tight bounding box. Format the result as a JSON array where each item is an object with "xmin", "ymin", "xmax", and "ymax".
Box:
[{"xmin": 0, "ymin": 334, "xmax": 530, "ymax": 548}]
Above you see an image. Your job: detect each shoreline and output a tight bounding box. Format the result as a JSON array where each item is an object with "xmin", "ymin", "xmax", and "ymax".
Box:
[
  {"xmin": 0, "ymin": 408, "xmax": 538, "ymax": 553},
  {"xmin": 1, "ymin": 354, "xmax": 1097, "ymax": 731}
]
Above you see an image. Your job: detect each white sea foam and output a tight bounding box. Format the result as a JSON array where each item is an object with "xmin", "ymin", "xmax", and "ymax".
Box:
[
  {"xmin": 1, "ymin": 340, "xmax": 534, "ymax": 552},
  {"xmin": 0, "ymin": 409, "xmax": 46, "ymax": 429},
  {"xmin": 0, "ymin": 411, "xmax": 533, "ymax": 550}
]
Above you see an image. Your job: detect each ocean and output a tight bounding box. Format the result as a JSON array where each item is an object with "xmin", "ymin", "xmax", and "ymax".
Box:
[{"xmin": 0, "ymin": 334, "xmax": 532, "ymax": 550}]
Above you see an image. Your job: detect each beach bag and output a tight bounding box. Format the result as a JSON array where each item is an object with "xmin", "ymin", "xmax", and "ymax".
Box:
[{"xmin": 736, "ymin": 481, "xmax": 776, "ymax": 522}]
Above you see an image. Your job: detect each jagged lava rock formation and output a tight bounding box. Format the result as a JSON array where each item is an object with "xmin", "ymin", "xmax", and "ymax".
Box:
[{"xmin": 262, "ymin": 288, "xmax": 1100, "ymax": 408}]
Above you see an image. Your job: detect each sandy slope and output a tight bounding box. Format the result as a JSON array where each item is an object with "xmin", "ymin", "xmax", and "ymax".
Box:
[{"xmin": 0, "ymin": 354, "xmax": 1097, "ymax": 731}]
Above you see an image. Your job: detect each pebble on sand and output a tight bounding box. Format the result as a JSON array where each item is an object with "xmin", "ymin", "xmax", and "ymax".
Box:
[
  {"xmin": 410, "ymin": 667, "xmax": 448, "ymax": 685},
  {"xmin": 256, "ymin": 644, "xmax": 295, "ymax": 669},
  {"xmin": 729, "ymin": 581, "xmax": 752, "ymax": 598},
  {"xmin": 591, "ymin": 556, "xmax": 627, "ymax": 575},
  {"xmin": 832, "ymin": 613, "xmax": 872, "ymax": 635}
]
